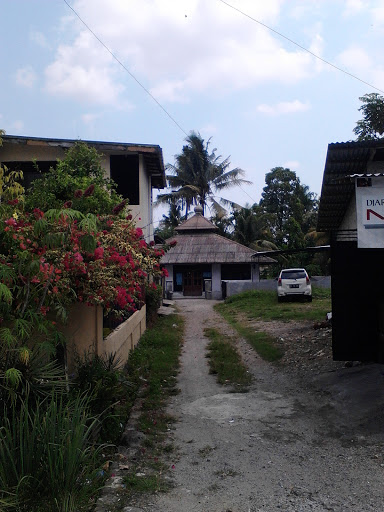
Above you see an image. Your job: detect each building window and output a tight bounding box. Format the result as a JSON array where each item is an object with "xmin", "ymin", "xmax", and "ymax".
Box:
[
  {"xmin": 1, "ymin": 161, "xmax": 57, "ymax": 189},
  {"xmin": 221, "ymin": 264, "xmax": 251, "ymax": 280},
  {"xmin": 110, "ymin": 155, "xmax": 140, "ymax": 205}
]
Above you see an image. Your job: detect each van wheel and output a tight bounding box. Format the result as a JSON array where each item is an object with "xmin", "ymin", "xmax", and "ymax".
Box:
[
  {"xmin": 278, "ymin": 296, "xmax": 284, "ymax": 303},
  {"xmin": 307, "ymin": 296, "xmax": 312, "ymax": 302}
]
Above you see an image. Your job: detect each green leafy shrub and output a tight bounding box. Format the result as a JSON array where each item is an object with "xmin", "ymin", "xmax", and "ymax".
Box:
[
  {"xmin": 0, "ymin": 393, "xmax": 103, "ymax": 512},
  {"xmin": 72, "ymin": 353, "xmax": 133, "ymax": 443},
  {"xmin": 24, "ymin": 142, "xmax": 123, "ymax": 215},
  {"xmin": 145, "ymin": 282, "xmax": 163, "ymax": 326}
]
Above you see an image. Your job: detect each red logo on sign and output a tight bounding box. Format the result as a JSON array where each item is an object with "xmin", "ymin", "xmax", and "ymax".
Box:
[{"xmin": 367, "ymin": 209, "xmax": 384, "ymax": 221}]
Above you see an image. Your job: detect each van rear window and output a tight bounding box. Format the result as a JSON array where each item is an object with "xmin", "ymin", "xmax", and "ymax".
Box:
[{"xmin": 281, "ymin": 271, "xmax": 306, "ymax": 279}]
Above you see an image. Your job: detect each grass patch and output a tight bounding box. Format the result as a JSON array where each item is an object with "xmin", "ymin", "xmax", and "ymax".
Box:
[
  {"xmin": 122, "ymin": 313, "xmax": 184, "ymax": 498},
  {"xmin": 214, "ymin": 288, "xmax": 331, "ymax": 362},
  {"xmin": 217, "ymin": 311, "xmax": 283, "ymax": 362},
  {"xmin": 204, "ymin": 327, "xmax": 251, "ymax": 391},
  {"xmin": 199, "ymin": 445, "xmax": 216, "ymax": 457},
  {"xmin": 123, "ymin": 471, "xmax": 169, "ymax": 494},
  {"xmin": 217, "ymin": 288, "xmax": 331, "ymax": 323}
]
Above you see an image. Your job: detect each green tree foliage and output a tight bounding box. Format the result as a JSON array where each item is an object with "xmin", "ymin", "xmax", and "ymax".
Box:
[
  {"xmin": 232, "ymin": 204, "xmax": 275, "ymax": 247},
  {"xmin": 210, "ymin": 213, "xmax": 233, "ymax": 238},
  {"xmin": 25, "ymin": 141, "xmax": 124, "ymax": 215},
  {"xmin": 354, "ymin": 93, "xmax": 384, "ymax": 141},
  {"xmin": 157, "ymin": 131, "xmax": 251, "ymax": 217},
  {"xmin": 155, "ymin": 195, "xmax": 182, "ymax": 241},
  {"xmin": 259, "ymin": 167, "xmax": 318, "ymax": 248},
  {"xmin": 0, "ymin": 130, "xmax": 25, "ymax": 205}
]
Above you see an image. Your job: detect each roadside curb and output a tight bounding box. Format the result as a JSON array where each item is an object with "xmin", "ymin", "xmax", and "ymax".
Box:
[{"xmin": 94, "ymin": 395, "xmax": 146, "ymax": 512}]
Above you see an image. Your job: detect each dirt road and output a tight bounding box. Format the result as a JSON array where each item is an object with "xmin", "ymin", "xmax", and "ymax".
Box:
[{"xmin": 141, "ymin": 299, "xmax": 384, "ymax": 512}]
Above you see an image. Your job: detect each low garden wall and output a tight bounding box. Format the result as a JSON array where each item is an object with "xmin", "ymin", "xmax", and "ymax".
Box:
[
  {"xmin": 62, "ymin": 303, "xmax": 146, "ymax": 372},
  {"xmin": 223, "ymin": 276, "xmax": 331, "ymax": 298},
  {"xmin": 103, "ymin": 306, "xmax": 146, "ymax": 366}
]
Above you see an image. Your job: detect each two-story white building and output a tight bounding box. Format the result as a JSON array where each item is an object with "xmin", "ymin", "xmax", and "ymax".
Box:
[{"xmin": 0, "ymin": 135, "xmax": 166, "ymax": 241}]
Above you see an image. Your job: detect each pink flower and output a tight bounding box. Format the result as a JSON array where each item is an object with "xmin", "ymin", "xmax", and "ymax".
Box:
[
  {"xmin": 135, "ymin": 227, "xmax": 143, "ymax": 238},
  {"xmin": 94, "ymin": 247, "xmax": 104, "ymax": 260},
  {"xmin": 83, "ymin": 184, "xmax": 95, "ymax": 197},
  {"xmin": 4, "ymin": 218, "xmax": 17, "ymax": 227},
  {"xmin": 112, "ymin": 199, "xmax": 127, "ymax": 215},
  {"xmin": 33, "ymin": 208, "xmax": 44, "ymax": 219},
  {"xmin": 73, "ymin": 252, "xmax": 83, "ymax": 262}
]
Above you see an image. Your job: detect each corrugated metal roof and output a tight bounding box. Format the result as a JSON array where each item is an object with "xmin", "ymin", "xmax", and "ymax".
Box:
[
  {"xmin": 0, "ymin": 134, "xmax": 166, "ymax": 188},
  {"xmin": 317, "ymin": 139, "xmax": 384, "ymax": 231}
]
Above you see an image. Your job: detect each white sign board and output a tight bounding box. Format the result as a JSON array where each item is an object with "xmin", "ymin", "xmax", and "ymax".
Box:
[{"xmin": 356, "ymin": 176, "xmax": 384, "ymax": 248}]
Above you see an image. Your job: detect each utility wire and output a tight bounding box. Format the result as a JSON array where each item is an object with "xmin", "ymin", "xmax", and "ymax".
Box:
[
  {"xmin": 63, "ymin": 0, "xmax": 188, "ymax": 136},
  {"xmin": 218, "ymin": 0, "xmax": 384, "ymax": 95}
]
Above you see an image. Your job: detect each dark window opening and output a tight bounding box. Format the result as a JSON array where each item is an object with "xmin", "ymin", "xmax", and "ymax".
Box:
[
  {"xmin": 110, "ymin": 155, "xmax": 140, "ymax": 205},
  {"xmin": 221, "ymin": 264, "xmax": 251, "ymax": 280},
  {"xmin": 2, "ymin": 161, "xmax": 57, "ymax": 189}
]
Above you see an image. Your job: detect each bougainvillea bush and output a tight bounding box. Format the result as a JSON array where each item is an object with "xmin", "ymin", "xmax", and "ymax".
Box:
[{"xmin": 0, "ymin": 200, "xmax": 168, "ymax": 402}]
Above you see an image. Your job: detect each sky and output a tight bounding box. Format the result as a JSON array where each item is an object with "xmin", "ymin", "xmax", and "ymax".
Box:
[{"xmin": 1, "ymin": 0, "xmax": 384, "ymax": 228}]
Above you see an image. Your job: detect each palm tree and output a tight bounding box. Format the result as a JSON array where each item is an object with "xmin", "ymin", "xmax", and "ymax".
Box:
[
  {"xmin": 156, "ymin": 131, "xmax": 251, "ymax": 217},
  {"xmin": 232, "ymin": 204, "xmax": 275, "ymax": 248}
]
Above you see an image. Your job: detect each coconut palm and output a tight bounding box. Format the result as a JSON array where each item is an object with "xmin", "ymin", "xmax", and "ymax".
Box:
[
  {"xmin": 156, "ymin": 131, "xmax": 251, "ymax": 218},
  {"xmin": 232, "ymin": 204, "xmax": 275, "ymax": 248}
]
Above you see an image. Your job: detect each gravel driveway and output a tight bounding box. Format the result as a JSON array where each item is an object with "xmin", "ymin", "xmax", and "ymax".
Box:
[{"xmin": 134, "ymin": 299, "xmax": 384, "ymax": 512}]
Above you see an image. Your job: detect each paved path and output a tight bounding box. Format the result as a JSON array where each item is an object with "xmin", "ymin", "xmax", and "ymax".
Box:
[{"xmin": 139, "ymin": 299, "xmax": 384, "ymax": 512}]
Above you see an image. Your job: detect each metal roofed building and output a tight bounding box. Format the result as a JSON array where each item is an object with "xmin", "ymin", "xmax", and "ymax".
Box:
[
  {"xmin": 318, "ymin": 139, "xmax": 384, "ymax": 363},
  {"xmin": 160, "ymin": 205, "xmax": 275, "ymax": 299},
  {"xmin": 0, "ymin": 134, "xmax": 166, "ymax": 241}
]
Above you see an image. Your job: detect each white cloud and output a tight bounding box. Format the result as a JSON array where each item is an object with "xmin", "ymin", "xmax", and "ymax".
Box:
[
  {"xmin": 44, "ymin": 32, "xmax": 127, "ymax": 108},
  {"xmin": 256, "ymin": 100, "xmax": 310, "ymax": 116},
  {"xmin": 337, "ymin": 45, "xmax": 373, "ymax": 73},
  {"xmin": 10, "ymin": 120, "xmax": 24, "ymax": 132},
  {"xmin": 336, "ymin": 44, "xmax": 384, "ymax": 87},
  {"xmin": 343, "ymin": 0, "xmax": 365, "ymax": 17},
  {"xmin": 284, "ymin": 160, "xmax": 300, "ymax": 170},
  {"xmin": 371, "ymin": 5, "xmax": 384, "ymax": 26},
  {"xmin": 16, "ymin": 67, "xmax": 37, "ymax": 88},
  {"xmin": 289, "ymin": 1, "xmax": 323, "ymax": 20},
  {"xmin": 45, "ymin": 0, "xmax": 321, "ymax": 105},
  {"xmin": 30, "ymin": 31, "xmax": 50, "ymax": 48},
  {"xmin": 81, "ymin": 113, "xmax": 100, "ymax": 125},
  {"xmin": 199, "ymin": 123, "xmax": 218, "ymax": 137}
]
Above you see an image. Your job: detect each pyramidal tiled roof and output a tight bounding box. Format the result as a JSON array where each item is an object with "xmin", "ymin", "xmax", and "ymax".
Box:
[
  {"xmin": 161, "ymin": 206, "xmax": 275, "ymax": 265},
  {"xmin": 175, "ymin": 206, "xmax": 218, "ymax": 233}
]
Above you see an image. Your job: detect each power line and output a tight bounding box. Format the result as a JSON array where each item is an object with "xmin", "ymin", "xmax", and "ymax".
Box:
[
  {"xmin": 218, "ymin": 0, "xmax": 384, "ymax": 95},
  {"xmin": 62, "ymin": 0, "xmax": 188, "ymax": 136}
]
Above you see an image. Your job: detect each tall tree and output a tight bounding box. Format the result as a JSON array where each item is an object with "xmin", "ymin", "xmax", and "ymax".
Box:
[
  {"xmin": 232, "ymin": 204, "xmax": 274, "ymax": 247},
  {"xmin": 354, "ymin": 93, "xmax": 384, "ymax": 141},
  {"xmin": 154, "ymin": 196, "xmax": 182, "ymax": 241},
  {"xmin": 259, "ymin": 167, "xmax": 317, "ymax": 247},
  {"xmin": 156, "ymin": 131, "xmax": 251, "ymax": 217}
]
